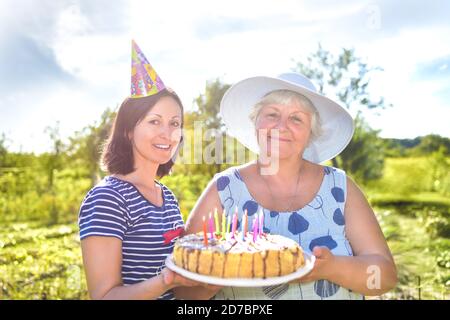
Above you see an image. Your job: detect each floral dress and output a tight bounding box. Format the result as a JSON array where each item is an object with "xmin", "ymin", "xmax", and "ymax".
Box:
[{"xmin": 212, "ymin": 165, "xmax": 364, "ymax": 300}]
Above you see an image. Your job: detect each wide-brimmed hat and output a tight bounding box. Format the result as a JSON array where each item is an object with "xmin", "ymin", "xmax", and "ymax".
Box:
[{"xmin": 219, "ymin": 73, "xmax": 354, "ymax": 163}]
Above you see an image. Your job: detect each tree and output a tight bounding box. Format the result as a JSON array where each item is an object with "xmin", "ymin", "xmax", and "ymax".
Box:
[
  {"xmin": 184, "ymin": 78, "xmax": 257, "ymax": 177},
  {"xmin": 339, "ymin": 113, "xmax": 384, "ymax": 181},
  {"xmin": 181, "ymin": 79, "xmax": 231, "ymax": 177},
  {"xmin": 410, "ymin": 134, "xmax": 450, "ymax": 156},
  {"xmin": 0, "ymin": 133, "xmax": 7, "ymax": 167},
  {"xmin": 44, "ymin": 122, "xmax": 65, "ymax": 190},
  {"xmin": 69, "ymin": 108, "xmax": 116, "ymax": 186},
  {"xmin": 192, "ymin": 78, "xmax": 231, "ymax": 132},
  {"xmin": 293, "ymin": 44, "xmax": 389, "ymax": 183},
  {"xmin": 43, "ymin": 122, "xmax": 66, "ymax": 224},
  {"xmin": 428, "ymin": 146, "xmax": 450, "ymax": 195}
]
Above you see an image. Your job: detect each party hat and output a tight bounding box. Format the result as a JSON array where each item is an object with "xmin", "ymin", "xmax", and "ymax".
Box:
[{"xmin": 130, "ymin": 40, "xmax": 166, "ymax": 98}]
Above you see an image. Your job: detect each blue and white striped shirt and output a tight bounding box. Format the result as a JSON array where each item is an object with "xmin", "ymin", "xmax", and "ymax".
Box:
[{"xmin": 78, "ymin": 176, "xmax": 184, "ymax": 300}]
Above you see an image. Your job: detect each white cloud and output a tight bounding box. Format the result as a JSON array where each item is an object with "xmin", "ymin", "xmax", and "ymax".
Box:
[
  {"xmin": 1, "ymin": 0, "xmax": 449, "ymax": 153},
  {"xmin": 0, "ymin": 0, "xmax": 130, "ymax": 152},
  {"xmin": 356, "ymin": 25, "xmax": 450, "ymax": 138},
  {"xmin": 2, "ymin": 82, "xmax": 121, "ymax": 153}
]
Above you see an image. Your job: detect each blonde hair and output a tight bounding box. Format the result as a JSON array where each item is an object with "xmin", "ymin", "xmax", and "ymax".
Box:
[{"xmin": 249, "ymin": 89, "xmax": 322, "ymax": 142}]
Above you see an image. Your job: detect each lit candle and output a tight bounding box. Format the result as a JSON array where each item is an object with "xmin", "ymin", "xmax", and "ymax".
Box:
[
  {"xmin": 259, "ymin": 209, "xmax": 264, "ymax": 236},
  {"xmin": 214, "ymin": 208, "xmax": 220, "ymax": 236},
  {"xmin": 221, "ymin": 210, "xmax": 226, "ymax": 236},
  {"xmin": 202, "ymin": 216, "xmax": 208, "ymax": 246},
  {"xmin": 252, "ymin": 215, "xmax": 258, "ymax": 242},
  {"xmin": 231, "ymin": 211, "xmax": 238, "ymax": 239},
  {"xmin": 209, "ymin": 212, "xmax": 214, "ymax": 240},
  {"xmin": 226, "ymin": 215, "xmax": 231, "ymax": 237},
  {"xmin": 241, "ymin": 212, "xmax": 246, "ymax": 241},
  {"xmin": 243, "ymin": 210, "xmax": 248, "ymax": 239}
]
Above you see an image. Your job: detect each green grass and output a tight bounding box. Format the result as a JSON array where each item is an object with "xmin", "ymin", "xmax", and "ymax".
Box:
[
  {"xmin": 374, "ymin": 207, "xmax": 450, "ymax": 300},
  {"xmin": 0, "ymin": 222, "xmax": 88, "ymax": 300},
  {"xmin": 366, "ymin": 157, "xmax": 450, "ymax": 197},
  {"xmin": 368, "ymin": 192, "xmax": 450, "ymax": 208},
  {"xmin": 0, "ymin": 156, "xmax": 448, "ymax": 299},
  {"xmin": 1, "ymin": 204, "xmax": 448, "ymax": 300}
]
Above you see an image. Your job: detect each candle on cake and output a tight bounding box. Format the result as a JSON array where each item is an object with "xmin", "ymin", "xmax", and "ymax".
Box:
[
  {"xmin": 252, "ymin": 215, "xmax": 259, "ymax": 242},
  {"xmin": 231, "ymin": 207, "xmax": 238, "ymax": 239},
  {"xmin": 202, "ymin": 216, "xmax": 208, "ymax": 246},
  {"xmin": 221, "ymin": 210, "xmax": 226, "ymax": 237},
  {"xmin": 241, "ymin": 210, "xmax": 248, "ymax": 241},
  {"xmin": 209, "ymin": 212, "xmax": 214, "ymax": 241},
  {"xmin": 259, "ymin": 209, "xmax": 264, "ymax": 236},
  {"xmin": 214, "ymin": 208, "xmax": 220, "ymax": 237},
  {"xmin": 243, "ymin": 210, "xmax": 248, "ymax": 239}
]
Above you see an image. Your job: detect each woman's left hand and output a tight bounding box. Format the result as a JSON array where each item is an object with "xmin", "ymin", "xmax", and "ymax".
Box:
[{"xmin": 291, "ymin": 246, "xmax": 336, "ymax": 283}]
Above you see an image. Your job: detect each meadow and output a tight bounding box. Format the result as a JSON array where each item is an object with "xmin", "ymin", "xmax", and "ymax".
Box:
[{"xmin": 0, "ymin": 157, "xmax": 449, "ymax": 300}]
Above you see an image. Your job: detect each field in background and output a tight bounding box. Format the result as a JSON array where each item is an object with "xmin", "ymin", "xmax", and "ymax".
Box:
[{"xmin": 0, "ymin": 157, "xmax": 449, "ymax": 299}]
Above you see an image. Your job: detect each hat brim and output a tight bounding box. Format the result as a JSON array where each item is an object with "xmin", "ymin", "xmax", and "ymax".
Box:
[{"xmin": 219, "ymin": 76, "xmax": 354, "ymax": 163}]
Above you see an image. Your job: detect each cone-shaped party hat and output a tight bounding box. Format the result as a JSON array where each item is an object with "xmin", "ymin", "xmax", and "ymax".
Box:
[{"xmin": 130, "ymin": 40, "xmax": 166, "ymax": 98}]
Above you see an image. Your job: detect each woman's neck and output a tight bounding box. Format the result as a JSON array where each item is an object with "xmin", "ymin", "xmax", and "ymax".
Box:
[
  {"xmin": 117, "ymin": 152, "xmax": 159, "ymax": 189},
  {"xmin": 257, "ymin": 156, "xmax": 305, "ymax": 182}
]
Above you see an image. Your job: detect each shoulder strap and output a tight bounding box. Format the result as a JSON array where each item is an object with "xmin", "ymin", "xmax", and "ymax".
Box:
[
  {"xmin": 213, "ymin": 167, "xmax": 248, "ymax": 216},
  {"xmin": 325, "ymin": 166, "xmax": 347, "ymax": 209}
]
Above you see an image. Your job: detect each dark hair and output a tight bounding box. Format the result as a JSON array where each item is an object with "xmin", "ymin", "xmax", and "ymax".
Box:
[{"xmin": 101, "ymin": 89, "xmax": 184, "ymax": 178}]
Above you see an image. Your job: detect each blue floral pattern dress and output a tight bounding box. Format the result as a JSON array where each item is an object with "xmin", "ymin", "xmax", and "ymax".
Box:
[{"xmin": 212, "ymin": 165, "xmax": 364, "ymax": 300}]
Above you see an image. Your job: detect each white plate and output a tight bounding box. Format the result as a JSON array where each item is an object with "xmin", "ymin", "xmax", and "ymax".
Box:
[{"xmin": 165, "ymin": 251, "xmax": 315, "ymax": 287}]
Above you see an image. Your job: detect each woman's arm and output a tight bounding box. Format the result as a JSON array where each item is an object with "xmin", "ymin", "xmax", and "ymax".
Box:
[
  {"xmin": 81, "ymin": 236, "xmax": 199, "ymax": 300},
  {"xmin": 174, "ymin": 179, "xmax": 224, "ymax": 300},
  {"xmin": 297, "ymin": 176, "xmax": 398, "ymax": 296}
]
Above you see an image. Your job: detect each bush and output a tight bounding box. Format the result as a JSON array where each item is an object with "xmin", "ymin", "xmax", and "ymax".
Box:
[
  {"xmin": 436, "ymin": 250, "xmax": 450, "ymax": 269},
  {"xmin": 417, "ymin": 208, "xmax": 450, "ymax": 239},
  {"xmin": 427, "ymin": 148, "xmax": 450, "ymax": 196},
  {"xmin": 0, "ymin": 167, "xmax": 91, "ymax": 225},
  {"xmin": 161, "ymin": 173, "xmax": 210, "ymax": 220},
  {"xmin": 369, "ymin": 158, "xmax": 431, "ymax": 195}
]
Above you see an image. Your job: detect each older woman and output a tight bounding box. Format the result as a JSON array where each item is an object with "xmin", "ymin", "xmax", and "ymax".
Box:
[{"xmin": 185, "ymin": 73, "xmax": 397, "ymax": 299}]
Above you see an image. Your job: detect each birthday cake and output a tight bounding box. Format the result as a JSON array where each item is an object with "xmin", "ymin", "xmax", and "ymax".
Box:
[{"xmin": 172, "ymin": 232, "xmax": 305, "ymax": 278}]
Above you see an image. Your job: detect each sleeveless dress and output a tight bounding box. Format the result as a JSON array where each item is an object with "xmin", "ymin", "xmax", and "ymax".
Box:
[{"xmin": 213, "ymin": 165, "xmax": 364, "ymax": 300}]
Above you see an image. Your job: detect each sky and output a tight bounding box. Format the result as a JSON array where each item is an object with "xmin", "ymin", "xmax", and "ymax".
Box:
[{"xmin": 0, "ymin": 0, "xmax": 449, "ymax": 153}]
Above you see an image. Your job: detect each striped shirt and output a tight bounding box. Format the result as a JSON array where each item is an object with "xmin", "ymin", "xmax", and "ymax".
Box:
[{"xmin": 78, "ymin": 176, "xmax": 184, "ymax": 300}]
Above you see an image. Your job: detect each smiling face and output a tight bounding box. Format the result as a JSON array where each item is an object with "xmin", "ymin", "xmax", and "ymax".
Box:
[
  {"xmin": 130, "ymin": 96, "xmax": 183, "ymax": 166},
  {"xmin": 255, "ymin": 99, "xmax": 313, "ymax": 160}
]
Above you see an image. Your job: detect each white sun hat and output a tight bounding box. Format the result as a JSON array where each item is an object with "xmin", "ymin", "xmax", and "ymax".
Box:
[{"xmin": 219, "ymin": 73, "xmax": 354, "ymax": 163}]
